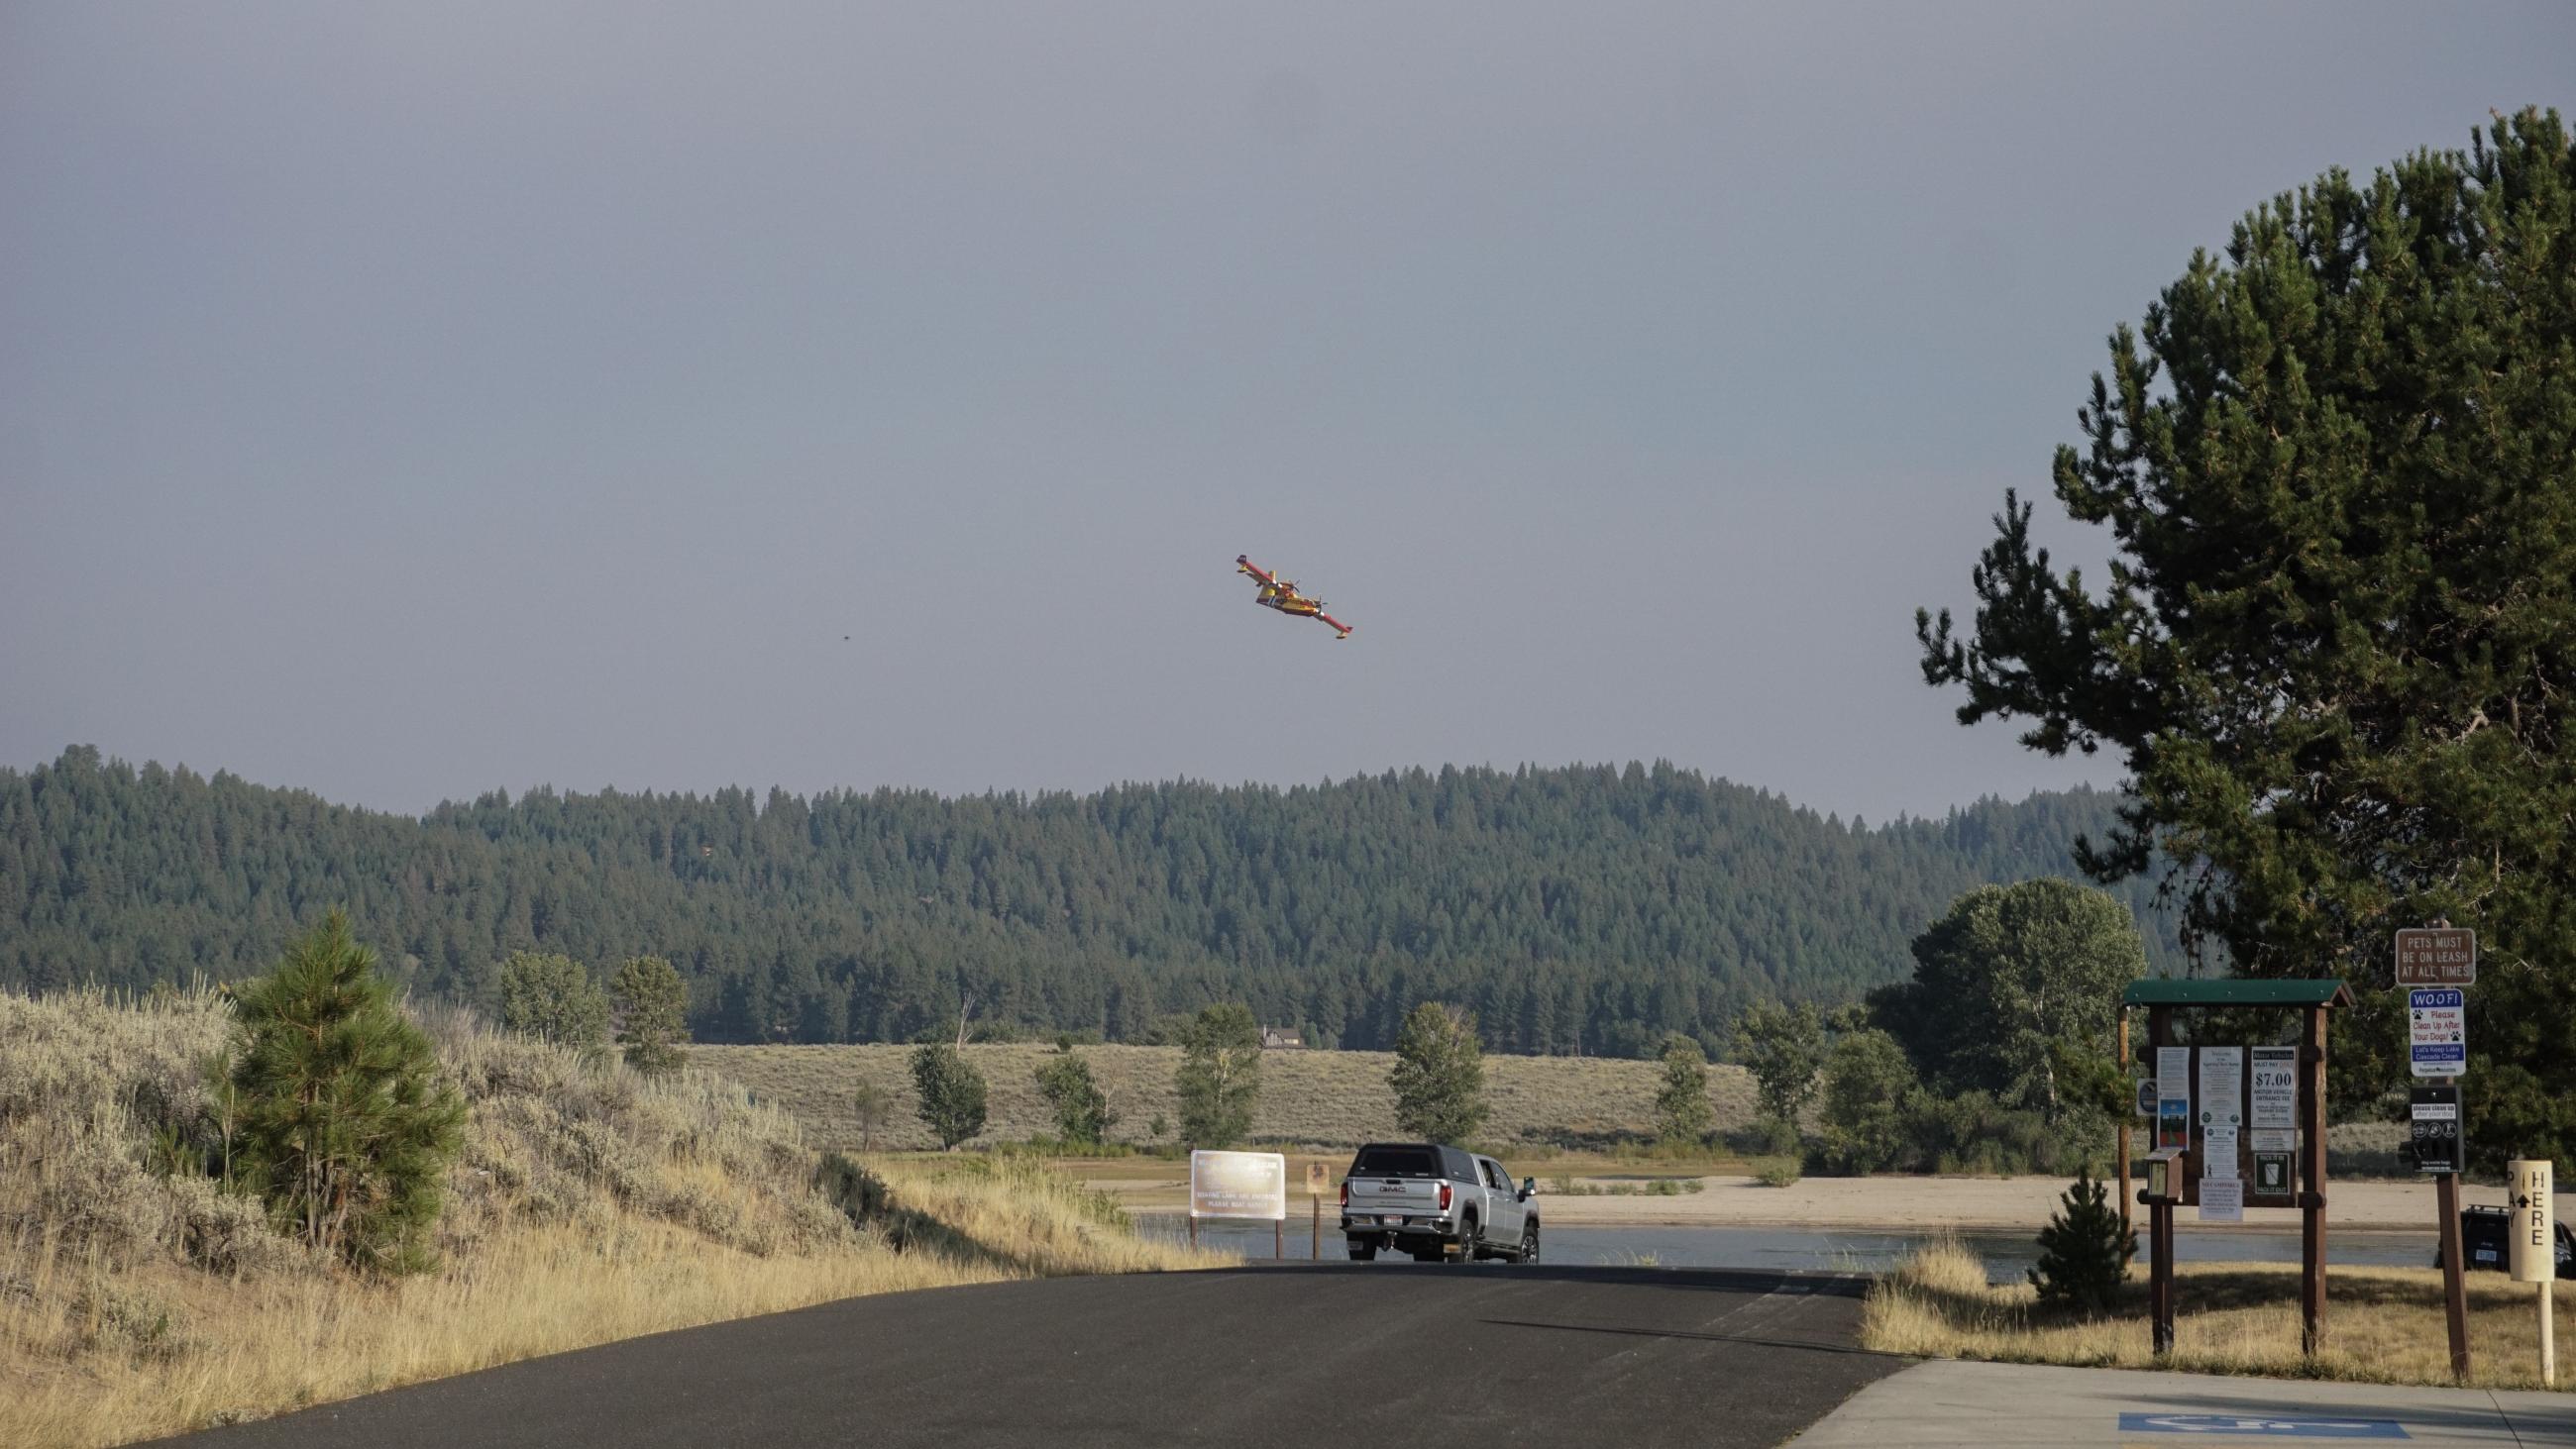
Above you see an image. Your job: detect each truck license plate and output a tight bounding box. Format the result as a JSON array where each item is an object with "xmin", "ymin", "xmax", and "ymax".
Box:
[{"xmin": 1379, "ymin": 1215, "xmax": 1402, "ymax": 1226}]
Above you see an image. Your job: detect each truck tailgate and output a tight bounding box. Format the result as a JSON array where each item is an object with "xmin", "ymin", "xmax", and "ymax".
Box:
[{"xmin": 1344, "ymin": 1177, "xmax": 1445, "ymax": 1221}]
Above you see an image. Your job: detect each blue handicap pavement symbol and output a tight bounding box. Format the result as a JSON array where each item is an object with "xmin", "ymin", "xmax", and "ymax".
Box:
[{"xmin": 2119, "ymin": 1413, "xmax": 2409, "ymax": 1438}]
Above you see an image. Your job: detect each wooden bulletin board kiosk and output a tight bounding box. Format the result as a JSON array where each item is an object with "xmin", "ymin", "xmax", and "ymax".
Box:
[{"xmin": 2118, "ymin": 979, "xmax": 2353, "ymax": 1357}]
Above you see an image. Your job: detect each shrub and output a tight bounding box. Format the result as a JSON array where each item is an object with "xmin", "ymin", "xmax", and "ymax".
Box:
[
  {"xmin": 224, "ymin": 910, "xmax": 466, "ymax": 1272},
  {"xmin": 2028, "ymin": 1169, "xmax": 2134, "ymax": 1313},
  {"xmin": 1752, "ymin": 1156, "xmax": 1803, "ymax": 1188}
]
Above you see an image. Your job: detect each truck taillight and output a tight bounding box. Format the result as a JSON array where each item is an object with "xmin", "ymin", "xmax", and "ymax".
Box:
[
  {"xmin": 1338, "ymin": 1181, "xmax": 1347, "ymax": 1208},
  {"xmin": 1438, "ymin": 1182, "xmax": 1452, "ymax": 1212}
]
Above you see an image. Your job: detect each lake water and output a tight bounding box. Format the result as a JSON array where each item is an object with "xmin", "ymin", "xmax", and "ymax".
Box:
[{"xmin": 1138, "ymin": 1215, "xmax": 2437, "ymax": 1284}]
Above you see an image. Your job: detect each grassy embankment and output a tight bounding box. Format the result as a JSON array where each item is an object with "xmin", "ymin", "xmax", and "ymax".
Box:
[
  {"xmin": 1867, "ymin": 1238, "xmax": 2572, "ymax": 1393},
  {"xmin": 694, "ymin": 1041, "xmax": 1762, "ymax": 1154},
  {"xmin": 0, "ymin": 989, "xmax": 1224, "ymax": 1449}
]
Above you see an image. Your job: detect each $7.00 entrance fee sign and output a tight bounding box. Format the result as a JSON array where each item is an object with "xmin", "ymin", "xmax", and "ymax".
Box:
[{"xmin": 2409, "ymin": 988, "xmax": 2465, "ymax": 1078}]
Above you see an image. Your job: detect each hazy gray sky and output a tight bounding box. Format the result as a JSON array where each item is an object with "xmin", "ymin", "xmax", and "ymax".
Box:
[{"xmin": 5, "ymin": 4, "xmax": 2568, "ymax": 819}]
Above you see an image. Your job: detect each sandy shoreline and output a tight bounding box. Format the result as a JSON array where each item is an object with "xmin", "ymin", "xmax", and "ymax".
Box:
[{"xmin": 1109, "ymin": 1172, "xmax": 2503, "ymax": 1232}]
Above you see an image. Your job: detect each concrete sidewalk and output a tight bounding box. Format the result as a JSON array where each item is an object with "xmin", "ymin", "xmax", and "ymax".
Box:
[{"xmin": 1784, "ymin": 1360, "xmax": 2576, "ymax": 1447}]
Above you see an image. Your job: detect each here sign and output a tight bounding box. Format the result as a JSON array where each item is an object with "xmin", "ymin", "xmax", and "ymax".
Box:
[
  {"xmin": 2510, "ymin": 1159, "xmax": 2554, "ymax": 1285},
  {"xmin": 2395, "ymin": 927, "xmax": 2476, "ymax": 986}
]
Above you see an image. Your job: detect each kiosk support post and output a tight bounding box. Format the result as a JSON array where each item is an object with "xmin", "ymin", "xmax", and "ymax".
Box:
[
  {"xmin": 2300, "ymin": 1002, "xmax": 2328, "ymax": 1356},
  {"xmin": 2117, "ymin": 1008, "xmax": 2132, "ymax": 1241},
  {"xmin": 2148, "ymin": 1003, "xmax": 2175, "ymax": 1356}
]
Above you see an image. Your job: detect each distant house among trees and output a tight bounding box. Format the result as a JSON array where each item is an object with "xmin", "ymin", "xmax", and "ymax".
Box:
[{"xmin": 1258, "ymin": 1025, "xmax": 1305, "ymax": 1050}]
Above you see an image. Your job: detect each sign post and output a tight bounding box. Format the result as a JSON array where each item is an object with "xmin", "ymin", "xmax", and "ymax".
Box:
[
  {"xmin": 1306, "ymin": 1161, "xmax": 1330, "ymax": 1260},
  {"xmin": 2511, "ymin": 1159, "xmax": 2555, "ymax": 1388},
  {"xmin": 2401, "ymin": 925, "xmax": 2475, "ymax": 1379}
]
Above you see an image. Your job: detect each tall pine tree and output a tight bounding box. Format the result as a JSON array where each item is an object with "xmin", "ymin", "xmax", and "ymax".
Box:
[{"xmin": 1919, "ymin": 110, "xmax": 2576, "ymax": 1166}]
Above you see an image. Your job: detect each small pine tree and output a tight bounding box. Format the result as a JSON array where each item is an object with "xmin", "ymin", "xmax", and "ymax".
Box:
[
  {"xmin": 1653, "ymin": 1035, "xmax": 1715, "ymax": 1146},
  {"xmin": 226, "ymin": 910, "xmax": 466, "ymax": 1272},
  {"xmin": 612, "ymin": 956, "xmax": 691, "ymax": 1076},
  {"xmin": 496, "ymin": 951, "xmax": 610, "ymax": 1056},
  {"xmin": 1033, "ymin": 1051, "xmax": 1117, "ymax": 1145},
  {"xmin": 911, "ymin": 1043, "xmax": 988, "ymax": 1150},
  {"xmin": 1389, "ymin": 1001, "xmax": 1487, "ymax": 1143},
  {"xmin": 2028, "ymin": 1169, "xmax": 2135, "ymax": 1312}
]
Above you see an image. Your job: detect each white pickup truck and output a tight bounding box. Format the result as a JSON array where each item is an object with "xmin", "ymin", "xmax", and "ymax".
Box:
[{"xmin": 1338, "ymin": 1142, "xmax": 1540, "ymax": 1264}]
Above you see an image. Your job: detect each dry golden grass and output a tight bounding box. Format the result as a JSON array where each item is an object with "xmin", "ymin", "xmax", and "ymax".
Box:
[
  {"xmin": 692, "ymin": 1041, "xmax": 1759, "ymax": 1153},
  {"xmin": 1865, "ymin": 1237, "xmax": 2574, "ymax": 1393},
  {"xmin": 0, "ymin": 988, "xmax": 1224, "ymax": 1449}
]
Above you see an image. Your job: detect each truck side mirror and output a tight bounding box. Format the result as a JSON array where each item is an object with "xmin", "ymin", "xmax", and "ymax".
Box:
[{"xmin": 1520, "ymin": 1177, "xmax": 1536, "ymax": 1200}]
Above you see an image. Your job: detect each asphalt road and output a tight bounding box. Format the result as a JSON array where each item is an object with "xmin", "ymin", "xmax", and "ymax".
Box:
[{"xmin": 160, "ymin": 1265, "xmax": 1905, "ymax": 1449}]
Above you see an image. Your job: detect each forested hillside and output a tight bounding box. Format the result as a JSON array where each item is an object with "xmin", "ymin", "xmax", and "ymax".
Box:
[{"xmin": 1, "ymin": 746, "xmax": 2188, "ymax": 1055}]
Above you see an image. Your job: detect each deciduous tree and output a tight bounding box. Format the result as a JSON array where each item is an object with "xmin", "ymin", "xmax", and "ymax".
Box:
[
  {"xmin": 1034, "ymin": 1049, "xmax": 1117, "ymax": 1145},
  {"xmin": 1389, "ymin": 1001, "xmax": 1487, "ymax": 1144},
  {"xmin": 910, "ymin": 1043, "xmax": 988, "ymax": 1150},
  {"xmin": 1174, "ymin": 1003, "xmax": 1261, "ymax": 1148},
  {"xmin": 496, "ymin": 951, "xmax": 609, "ymax": 1055},
  {"xmin": 1735, "ymin": 1000, "xmax": 1825, "ymax": 1141},
  {"xmin": 1871, "ymin": 880, "xmax": 2142, "ymax": 1115},
  {"xmin": 1653, "ymin": 1035, "xmax": 1714, "ymax": 1146}
]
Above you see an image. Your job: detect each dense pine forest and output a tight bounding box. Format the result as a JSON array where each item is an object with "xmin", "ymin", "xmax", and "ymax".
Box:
[{"xmin": 1, "ymin": 746, "xmax": 2190, "ymax": 1055}]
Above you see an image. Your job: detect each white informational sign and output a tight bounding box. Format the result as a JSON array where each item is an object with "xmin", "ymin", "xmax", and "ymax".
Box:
[
  {"xmin": 2199, "ymin": 1046, "xmax": 2244, "ymax": 1131},
  {"xmin": 2410, "ymin": 988, "xmax": 2468, "ymax": 1078},
  {"xmin": 2200, "ymin": 1175, "xmax": 2244, "ymax": 1224},
  {"xmin": 2135, "ymin": 1078, "xmax": 2158, "ymax": 1116},
  {"xmin": 2203, "ymin": 1122, "xmax": 2240, "ymax": 1178},
  {"xmin": 2158, "ymin": 1047, "xmax": 2193, "ymax": 1106},
  {"xmin": 2510, "ymin": 1159, "xmax": 2555, "ymax": 1284},
  {"xmin": 1189, "ymin": 1150, "xmax": 1287, "ymax": 1221},
  {"xmin": 2249, "ymin": 1129, "xmax": 2297, "ymax": 1154},
  {"xmin": 2250, "ymin": 1046, "xmax": 2299, "ymax": 1131}
]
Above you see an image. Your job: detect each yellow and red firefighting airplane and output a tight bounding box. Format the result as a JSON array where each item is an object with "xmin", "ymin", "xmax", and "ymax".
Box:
[{"xmin": 1235, "ymin": 554, "xmax": 1353, "ymax": 639}]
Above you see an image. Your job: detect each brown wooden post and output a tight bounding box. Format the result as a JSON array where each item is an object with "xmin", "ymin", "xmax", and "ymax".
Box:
[
  {"xmin": 1189, "ymin": 1214, "xmax": 1199, "ymax": 1249},
  {"xmin": 2436, "ymin": 1169, "xmax": 2471, "ymax": 1379},
  {"xmin": 1274, "ymin": 1217, "xmax": 1283, "ymax": 1260},
  {"xmin": 1312, "ymin": 1193, "xmax": 1321, "ymax": 1260},
  {"xmin": 2117, "ymin": 1006, "xmax": 2133, "ymax": 1241},
  {"xmin": 2143, "ymin": 1193, "xmax": 2164, "ymax": 1359},
  {"xmin": 2300, "ymin": 1002, "xmax": 2328, "ymax": 1356}
]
